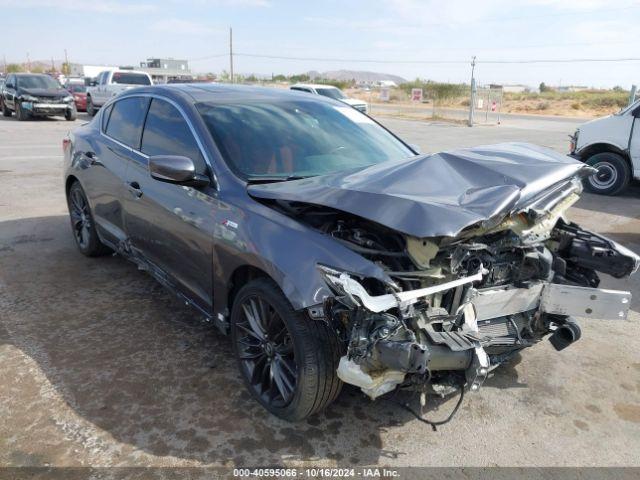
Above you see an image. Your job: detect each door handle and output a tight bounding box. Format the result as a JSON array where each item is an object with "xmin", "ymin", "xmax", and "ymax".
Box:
[{"xmin": 127, "ymin": 181, "xmax": 143, "ymax": 198}]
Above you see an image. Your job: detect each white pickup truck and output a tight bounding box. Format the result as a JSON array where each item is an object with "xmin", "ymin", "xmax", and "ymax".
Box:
[
  {"xmin": 86, "ymin": 70, "xmax": 152, "ymax": 116},
  {"xmin": 571, "ymin": 99, "xmax": 640, "ymax": 195}
]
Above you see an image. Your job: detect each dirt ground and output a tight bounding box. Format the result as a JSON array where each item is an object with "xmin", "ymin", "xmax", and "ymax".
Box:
[{"xmin": 0, "ymin": 112, "xmax": 639, "ymax": 470}]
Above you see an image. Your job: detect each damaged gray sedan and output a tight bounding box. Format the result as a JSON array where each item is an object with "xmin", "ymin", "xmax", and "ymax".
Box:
[{"xmin": 64, "ymin": 84, "xmax": 639, "ymax": 421}]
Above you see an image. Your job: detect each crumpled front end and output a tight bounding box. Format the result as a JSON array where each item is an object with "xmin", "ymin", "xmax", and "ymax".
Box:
[{"xmin": 314, "ymin": 177, "xmax": 638, "ymax": 400}]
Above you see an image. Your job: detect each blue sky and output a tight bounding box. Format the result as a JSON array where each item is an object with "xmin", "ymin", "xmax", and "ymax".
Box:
[{"xmin": 3, "ymin": 0, "xmax": 640, "ymax": 88}]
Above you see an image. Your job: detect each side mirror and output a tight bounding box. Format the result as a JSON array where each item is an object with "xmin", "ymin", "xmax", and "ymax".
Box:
[{"xmin": 148, "ymin": 155, "xmax": 209, "ymax": 188}]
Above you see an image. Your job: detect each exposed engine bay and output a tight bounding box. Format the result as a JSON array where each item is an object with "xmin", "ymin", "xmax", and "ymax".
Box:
[{"xmin": 265, "ymin": 177, "xmax": 639, "ymax": 405}]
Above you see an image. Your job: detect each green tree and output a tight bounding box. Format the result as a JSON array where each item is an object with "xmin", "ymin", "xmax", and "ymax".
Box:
[
  {"xmin": 6, "ymin": 63, "xmax": 24, "ymax": 73},
  {"xmin": 539, "ymin": 82, "xmax": 549, "ymax": 92}
]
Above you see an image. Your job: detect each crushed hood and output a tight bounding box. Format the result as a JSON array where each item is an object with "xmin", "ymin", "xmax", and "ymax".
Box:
[
  {"xmin": 248, "ymin": 143, "xmax": 590, "ymax": 238},
  {"xmin": 20, "ymin": 87, "xmax": 69, "ymax": 98}
]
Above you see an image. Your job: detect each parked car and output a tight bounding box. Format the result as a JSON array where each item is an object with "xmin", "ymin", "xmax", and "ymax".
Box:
[
  {"xmin": 65, "ymin": 82, "xmax": 88, "ymax": 112},
  {"xmin": 86, "ymin": 69, "xmax": 152, "ymax": 116},
  {"xmin": 2, "ymin": 73, "xmax": 76, "ymax": 121},
  {"xmin": 290, "ymin": 83, "xmax": 368, "ymax": 113},
  {"xmin": 570, "ymin": 99, "xmax": 640, "ymax": 195},
  {"xmin": 64, "ymin": 84, "xmax": 638, "ymax": 421}
]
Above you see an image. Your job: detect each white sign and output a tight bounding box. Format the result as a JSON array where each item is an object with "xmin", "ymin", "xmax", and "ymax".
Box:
[
  {"xmin": 411, "ymin": 88, "xmax": 423, "ymax": 102},
  {"xmin": 477, "ymin": 98, "xmax": 484, "ymax": 109},
  {"xmin": 379, "ymin": 87, "xmax": 390, "ymax": 102}
]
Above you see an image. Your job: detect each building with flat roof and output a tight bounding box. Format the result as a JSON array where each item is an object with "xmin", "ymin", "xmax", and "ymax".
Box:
[{"xmin": 139, "ymin": 58, "xmax": 192, "ymax": 84}]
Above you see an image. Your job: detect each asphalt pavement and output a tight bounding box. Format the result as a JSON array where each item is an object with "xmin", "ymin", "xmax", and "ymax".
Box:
[{"xmin": 0, "ymin": 111, "xmax": 639, "ymax": 469}]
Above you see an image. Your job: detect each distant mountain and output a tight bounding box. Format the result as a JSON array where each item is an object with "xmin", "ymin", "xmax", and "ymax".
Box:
[{"xmin": 308, "ymin": 70, "xmax": 407, "ymax": 84}]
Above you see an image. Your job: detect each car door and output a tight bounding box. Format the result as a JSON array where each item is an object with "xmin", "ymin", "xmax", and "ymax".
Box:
[
  {"xmin": 4, "ymin": 74, "xmax": 16, "ymax": 109},
  {"xmin": 97, "ymin": 71, "xmax": 109, "ymax": 105},
  {"xmin": 84, "ymin": 96, "xmax": 149, "ymax": 247},
  {"xmin": 629, "ymin": 106, "xmax": 640, "ymax": 175},
  {"xmin": 124, "ymin": 96, "xmax": 215, "ymax": 311}
]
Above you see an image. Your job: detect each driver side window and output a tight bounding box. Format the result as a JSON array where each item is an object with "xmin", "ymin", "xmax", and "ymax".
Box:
[{"xmin": 141, "ymin": 98, "xmax": 207, "ymax": 174}]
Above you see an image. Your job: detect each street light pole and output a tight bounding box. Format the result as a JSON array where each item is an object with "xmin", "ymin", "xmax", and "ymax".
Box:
[
  {"xmin": 467, "ymin": 56, "xmax": 476, "ymax": 127},
  {"xmin": 229, "ymin": 27, "xmax": 234, "ymax": 84}
]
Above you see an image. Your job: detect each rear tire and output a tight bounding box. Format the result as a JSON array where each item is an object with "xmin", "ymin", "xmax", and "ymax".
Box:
[
  {"xmin": 1, "ymin": 99, "xmax": 11, "ymax": 117},
  {"xmin": 16, "ymin": 102, "xmax": 29, "ymax": 121},
  {"xmin": 231, "ymin": 278, "xmax": 342, "ymax": 421},
  {"xmin": 583, "ymin": 152, "xmax": 631, "ymax": 196},
  {"xmin": 67, "ymin": 182, "xmax": 111, "ymax": 257}
]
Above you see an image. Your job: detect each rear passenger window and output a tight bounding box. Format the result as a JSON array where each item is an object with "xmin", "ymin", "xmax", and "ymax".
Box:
[
  {"xmin": 105, "ymin": 97, "xmax": 149, "ymax": 148},
  {"xmin": 141, "ymin": 98, "xmax": 206, "ymax": 173}
]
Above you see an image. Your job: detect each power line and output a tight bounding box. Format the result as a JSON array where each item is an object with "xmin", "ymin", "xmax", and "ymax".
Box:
[
  {"xmin": 482, "ymin": 57, "xmax": 640, "ymax": 64},
  {"xmin": 188, "ymin": 53, "xmax": 227, "ymax": 62},
  {"xmin": 232, "ymin": 52, "xmax": 640, "ymax": 65},
  {"xmin": 235, "ymin": 53, "xmax": 469, "ymax": 64}
]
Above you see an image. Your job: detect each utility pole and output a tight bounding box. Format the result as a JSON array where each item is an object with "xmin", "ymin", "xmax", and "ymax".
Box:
[
  {"xmin": 64, "ymin": 48, "xmax": 69, "ymax": 75},
  {"xmin": 27, "ymin": 52, "xmax": 31, "ymax": 72},
  {"xmin": 467, "ymin": 56, "xmax": 476, "ymax": 127},
  {"xmin": 629, "ymin": 85, "xmax": 637, "ymax": 107},
  {"xmin": 3, "ymin": 55, "xmax": 6, "ymax": 75},
  {"xmin": 229, "ymin": 27, "xmax": 234, "ymax": 84}
]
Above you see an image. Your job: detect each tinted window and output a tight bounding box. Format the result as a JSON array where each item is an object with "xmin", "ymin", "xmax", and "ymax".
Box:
[
  {"xmin": 111, "ymin": 72, "xmax": 151, "ymax": 85},
  {"xmin": 197, "ymin": 99, "xmax": 412, "ymax": 179},
  {"xmin": 101, "ymin": 103, "xmax": 114, "ymax": 131},
  {"xmin": 141, "ymin": 99, "xmax": 206, "ymax": 172},
  {"xmin": 105, "ymin": 97, "xmax": 149, "ymax": 148},
  {"xmin": 316, "ymin": 88, "xmax": 346, "ymax": 100},
  {"xmin": 67, "ymin": 84, "xmax": 86, "ymax": 93},
  {"xmin": 16, "ymin": 75, "xmax": 60, "ymax": 89}
]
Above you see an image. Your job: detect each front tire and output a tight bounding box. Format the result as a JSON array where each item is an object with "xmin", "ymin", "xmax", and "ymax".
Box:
[
  {"xmin": 231, "ymin": 278, "xmax": 342, "ymax": 421},
  {"xmin": 66, "ymin": 182, "xmax": 111, "ymax": 256},
  {"xmin": 16, "ymin": 102, "xmax": 29, "ymax": 121},
  {"xmin": 86, "ymin": 96, "xmax": 96, "ymax": 117},
  {"xmin": 583, "ymin": 152, "xmax": 631, "ymax": 196},
  {"xmin": 65, "ymin": 106, "xmax": 77, "ymax": 121}
]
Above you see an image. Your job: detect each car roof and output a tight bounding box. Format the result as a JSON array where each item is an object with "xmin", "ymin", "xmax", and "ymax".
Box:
[
  {"xmin": 13, "ymin": 73, "xmax": 52, "ymax": 77},
  {"xmin": 122, "ymin": 83, "xmax": 340, "ymax": 105},
  {"xmin": 291, "ymin": 83, "xmax": 340, "ymax": 90}
]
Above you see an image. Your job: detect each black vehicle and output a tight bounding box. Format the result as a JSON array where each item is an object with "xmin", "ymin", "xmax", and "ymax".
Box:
[
  {"xmin": 64, "ymin": 84, "xmax": 638, "ymax": 421},
  {"xmin": 2, "ymin": 73, "xmax": 76, "ymax": 121}
]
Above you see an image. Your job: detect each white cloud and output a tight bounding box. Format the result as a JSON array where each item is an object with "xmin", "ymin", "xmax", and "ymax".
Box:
[
  {"xmin": 149, "ymin": 19, "xmax": 222, "ymax": 36},
  {"xmin": 0, "ymin": 0, "xmax": 156, "ymax": 13}
]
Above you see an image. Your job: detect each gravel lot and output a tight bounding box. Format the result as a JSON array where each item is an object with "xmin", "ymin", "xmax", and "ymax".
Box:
[{"xmin": 1, "ymin": 112, "xmax": 639, "ymax": 469}]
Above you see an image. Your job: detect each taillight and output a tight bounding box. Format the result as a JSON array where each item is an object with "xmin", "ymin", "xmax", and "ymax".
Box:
[{"xmin": 62, "ymin": 138, "xmax": 71, "ymax": 152}]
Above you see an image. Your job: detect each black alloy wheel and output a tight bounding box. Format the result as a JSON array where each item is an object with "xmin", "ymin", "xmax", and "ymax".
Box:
[
  {"xmin": 235, "ymin": 294, "xmax": 297, "ymax": 407},
  {"xmin": 67, "ymin": 182, "xmax": 111, "ymax": 256},
  {"xmin": 231, "ymin": 278, "xmax": 342, "ymax": 421}
]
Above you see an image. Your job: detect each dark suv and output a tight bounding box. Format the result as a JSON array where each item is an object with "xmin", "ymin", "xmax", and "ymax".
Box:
[
  {"xmin": 2, "ymin": 73, "xmax": 76, "ymax": 121},
  {"xmin": 64, "ymin": 84, "xmax": 638, "ymax": 421}
]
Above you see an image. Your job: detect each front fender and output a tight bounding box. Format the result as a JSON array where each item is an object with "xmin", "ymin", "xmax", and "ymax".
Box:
[{"xmin": 212, "ymin": 192, "xmax": 390, "ymax": 317}]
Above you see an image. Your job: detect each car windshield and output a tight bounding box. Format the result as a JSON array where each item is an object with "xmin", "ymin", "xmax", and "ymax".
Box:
[
  {"xmin": 197, "ymin": 99, "xmax": 413, "ymax": 180},
  {"xmin": 111, "ymin": 72, "xmax": 151, "ymax": 85},
  {"xmin": 316, "ymin": 87, "xmax": 346, "ymax": 100},
  {"xmin": 67, "ymin": 84, "xmax": 86, "ymax": 93},
  {"xmin": 17, "ymin": 75, "xmax": 60, "ymax": 89}
]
